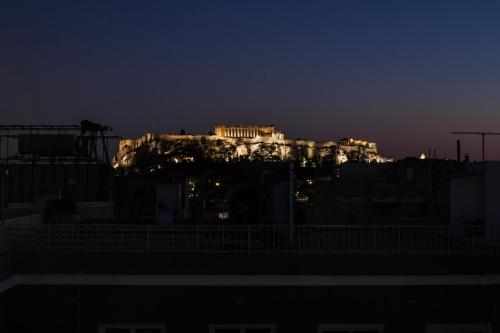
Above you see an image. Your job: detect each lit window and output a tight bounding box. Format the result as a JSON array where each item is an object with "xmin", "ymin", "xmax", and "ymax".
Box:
[{"xmin": 217, "ymin": 212, "xmax": 229, "ymax": 220}]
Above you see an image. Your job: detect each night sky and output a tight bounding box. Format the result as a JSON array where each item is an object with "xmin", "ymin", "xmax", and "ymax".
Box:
[{"xmin": 2, "ymin": 1, "xmax": 500, "ymax": 159}]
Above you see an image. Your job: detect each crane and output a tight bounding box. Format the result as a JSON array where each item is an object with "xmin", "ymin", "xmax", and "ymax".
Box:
[{"xmin": 451, "ymin": 131, "xmax": 500, "ymax": 161}]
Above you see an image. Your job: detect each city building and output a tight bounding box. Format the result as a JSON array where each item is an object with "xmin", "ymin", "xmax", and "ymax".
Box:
[
  {"xmin": 310, "ymin": 158, "xmax": 460, "ymax": 226},
  {"xmin": 449, "ymin": 161, "xmax": 500, "ymax": 240}
]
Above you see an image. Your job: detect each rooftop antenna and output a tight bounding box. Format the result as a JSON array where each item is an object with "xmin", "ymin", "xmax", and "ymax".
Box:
[{"xmin": 452, "ymin": 131, "xmax": 500, "ymax": 161}]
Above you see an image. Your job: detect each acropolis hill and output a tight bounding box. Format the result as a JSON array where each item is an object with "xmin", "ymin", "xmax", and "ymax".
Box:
[{"xmin": 114, "ymin": 124, "xmax": 392, "ymax": 169}]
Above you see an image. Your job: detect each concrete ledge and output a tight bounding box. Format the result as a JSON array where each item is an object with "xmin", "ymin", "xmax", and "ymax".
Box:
[{"xmin": 1, "ymin": 273, "xmax": 499, "ymax": 294}]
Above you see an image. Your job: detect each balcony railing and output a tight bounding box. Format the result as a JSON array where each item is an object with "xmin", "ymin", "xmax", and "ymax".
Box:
[{"xmin": 3, "ymin": 224, "xmax": 500, "ymax": 255}]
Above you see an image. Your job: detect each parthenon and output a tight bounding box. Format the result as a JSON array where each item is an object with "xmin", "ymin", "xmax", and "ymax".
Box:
[{"xmin": 214, "ymin": 125, "xmax": 285, "ymax": 140}]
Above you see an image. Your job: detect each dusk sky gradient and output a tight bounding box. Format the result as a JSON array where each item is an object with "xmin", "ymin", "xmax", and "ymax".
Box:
[{"xmin": 2, "ymin": 0, "xmax": 500, "ymax": 159}]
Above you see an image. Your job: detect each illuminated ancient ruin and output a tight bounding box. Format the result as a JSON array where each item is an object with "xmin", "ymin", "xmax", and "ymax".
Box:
[
  {"xmin": 214, "ymin": 125, "xmax": 285, "ymax": 140},
  {"xmin": 114, "ymin": 125, "xmax": 392, "ymax": 169}
]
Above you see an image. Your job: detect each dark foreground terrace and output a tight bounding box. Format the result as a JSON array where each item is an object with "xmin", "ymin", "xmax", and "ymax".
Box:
[{"xmin": 1, "ymin": 223, "xmax": 500, "ymax": 333}]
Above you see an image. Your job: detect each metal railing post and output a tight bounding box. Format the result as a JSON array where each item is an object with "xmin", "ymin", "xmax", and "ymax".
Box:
[
  {"xmin": 46, "ymin": 225, "xmax": 51, "ymax": 253},
  {"xmin": 398, "ymin": 226, "xmax": 401, "ymax": 254},
  {"xmin": 298, "ymin": 226, "xmax": 302, "ymax": 252},
  {"xmin": 121, "ymin": 226, "xmax": 124, "ymax": 252},
  {"xmin": 423, "ymin": 225, "xmax": 426, "ymax": 252},
  {"xmin": 96, "ymin": 227, "xmax": 100, "ymax": 252},
  {"xmin": 322, "ymin": 226, "xmax": 326, "ymax": 252},
  {"xmin": 348, "ymin": 226, "xmax": 351, "ymax": 252},
  {"xmin": 71, "ymin": 225, "xmax": 74, "ymax": 252},
  {"xmin": 222, "ymin": 225, "xmax": 225, "ymax": 252},
  {"xmin": 272, "ymin": 226, "xmax": 276, "ymax": 252},
  {"xmin": 447, "ymin": 227, "xmax": 451, "ymax": 253},
  {"xmin": 196, "ymin": 225, "xmax": 200, "ymax": 254},
  {"xmin": 247, "ymin": 226, "xmax": 251, "ymax": 254}
]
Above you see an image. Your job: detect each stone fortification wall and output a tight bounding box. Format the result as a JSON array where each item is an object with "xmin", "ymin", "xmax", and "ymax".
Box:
[{"xmin": 114, "ymin": 128, "xmax": 391, "ymax": 169}]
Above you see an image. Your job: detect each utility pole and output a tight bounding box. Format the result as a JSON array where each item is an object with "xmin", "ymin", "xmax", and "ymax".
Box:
[{"xmin": 451, "ymin": 131, "xmax": 500, "ymax": 161}]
